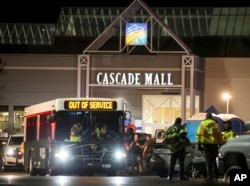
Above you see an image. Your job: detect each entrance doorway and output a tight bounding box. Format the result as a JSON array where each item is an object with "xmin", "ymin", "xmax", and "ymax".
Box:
[{"xmin": 142, "ymin": 95, "xmax": 199, "ymax": 135}]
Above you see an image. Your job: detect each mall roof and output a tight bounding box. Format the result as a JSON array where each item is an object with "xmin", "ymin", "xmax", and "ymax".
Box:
[{"xmin": 0, "ymin": 2, "xmax": 250, "ymax": 57}]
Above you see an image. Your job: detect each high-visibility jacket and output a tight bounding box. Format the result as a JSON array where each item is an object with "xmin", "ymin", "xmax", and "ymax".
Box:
[
  {"xmin": 70, "ymin": 124, "xmax": 82, "ymax": 142},
  {"xmin": 95, "ymin": 127, "xmax": 101, "ymax": 139},
  {"xmin": 166, "ymin": 124, "xmax": 187, "ymax": 152},
  {"xmin": 196, "ymin": 119, "xmax": 222, "ymax": 144},
  {"xmin": 222, "ymin": 130, "xmax": 236, "ymax": 143},
  {"xmin": 70, "ymin": 136, "xmax": 82, "ymax": 142}
]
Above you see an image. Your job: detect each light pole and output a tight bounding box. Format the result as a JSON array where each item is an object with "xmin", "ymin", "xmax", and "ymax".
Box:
[{"xmin": 222, "ymin": 93, "xmax": 232, "ymax": 114}]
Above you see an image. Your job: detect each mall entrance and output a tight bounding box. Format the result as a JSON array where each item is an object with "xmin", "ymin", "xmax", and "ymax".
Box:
[{"xmin": 142, "ymin": 95, "xmax": 199, "ymax": 134}]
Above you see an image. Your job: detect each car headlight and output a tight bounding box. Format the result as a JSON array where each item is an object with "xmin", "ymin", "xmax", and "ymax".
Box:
[
  {"xmin": 6, "ymin": 149, "xmax": 15, "ymax": 156},
  {"xmin": 114, "ymin": 150, "xmax": 126, "ymax": 160},
  {"xmin": 218, "ymin": 151, "xmax": 223, "ymax": 159},
  {"xmin": 54, "ymin": 148, "xmax": 71, "ymax": 161}
]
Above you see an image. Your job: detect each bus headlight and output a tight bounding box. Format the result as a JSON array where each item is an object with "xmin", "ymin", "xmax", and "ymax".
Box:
[
  {"xmin": 114, "ymin": 150, "xmax": 126, "ymax": 160},
  {"xmin": 54, "ymin": 149, "xmax": 71, "ymax": 161}
]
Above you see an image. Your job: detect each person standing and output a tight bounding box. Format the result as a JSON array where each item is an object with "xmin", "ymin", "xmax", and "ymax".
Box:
[
  {"xmin": 196, "ymin": 113, "xmax": 222, "ymax": 182},
  {"xmin": 142, "ymin": 134, "xmax": 154, "ymax": 175},
  {"xmin": 129, "ymin": 133, "xmax": 143, "ymax": 174},
  {"xmin": 222, "ymin": 120, "xmax": 236, "ymax": 144},
  {"xmin": 166, "ymin": 117, "xmax": 190, "ymax": 181}
]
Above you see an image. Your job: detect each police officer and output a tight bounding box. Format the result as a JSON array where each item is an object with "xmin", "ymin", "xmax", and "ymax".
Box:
[
  {"xmin": 166, "ymin": 117, "xmax": 189, "ymax": 181},
  {"xmin": 196, "ymin": 113, "xmax": 222, "ymax": 182},
  {"xmin": 222, "ymin": 120, "xmax": 236, "ymax": 144}
]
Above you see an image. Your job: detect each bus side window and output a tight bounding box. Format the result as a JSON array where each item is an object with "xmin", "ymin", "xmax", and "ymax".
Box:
[
  {"xmin": 40, "ymin": 114, "xmax": 52, "ymax": 140},
  {"xmin": 49, "ymin": 114, "xmax": 55, "ymax": 123}
]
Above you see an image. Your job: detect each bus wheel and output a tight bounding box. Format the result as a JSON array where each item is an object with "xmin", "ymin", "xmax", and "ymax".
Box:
[
  {"xmin": 86, "ymin": 171, "xmax": 94, "ymax": 176},
  {"xmin": 78, "ymin": 169, "xmax": 86, "ymax": 176},
  {"xmin": 30, "ymin": 168, "xmax": 37, "ymax": 176},
  {"xmin": 29, "ymin": 157, "xmax": 36, "ymax": 176},
  {"xmin": 38, "ymin": 169, "xmax": 47, "ymax": 176},
  {"xmin": 49, "ymin": 169, "xmax": 58, "ymax": 176},
  {"xmin": 107, "ymin": 169, "xmax": 117, "ymax": 176},
  {"xmin": 3, "ymin": 165, "xmax": 10, "ymax": 172}
]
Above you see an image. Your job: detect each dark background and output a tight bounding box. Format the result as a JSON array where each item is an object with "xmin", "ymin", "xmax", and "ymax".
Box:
[{"xmin": 1, "ymin": 0, "xmax": 249, "ymax": 23}]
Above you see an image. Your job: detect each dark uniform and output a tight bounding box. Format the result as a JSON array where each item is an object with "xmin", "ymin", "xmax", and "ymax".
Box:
[
  {"xmin": 142, "ymin": 134, "xmax": 154, "ymax": 174},
  {"xmin": 166, "ymin": 117, "xmax": 189, "ymax": 181},
  {"xmin": 129, "ymin": 134, "xmax": 143, "ymax": 173}
]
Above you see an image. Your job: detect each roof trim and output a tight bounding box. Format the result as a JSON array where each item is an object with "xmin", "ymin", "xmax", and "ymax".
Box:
[{"xmin": 83, "ymin": 0, "xmax": 193, "ymax": 55}]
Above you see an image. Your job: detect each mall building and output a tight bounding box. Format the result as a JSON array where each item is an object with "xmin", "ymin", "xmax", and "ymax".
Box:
[{"xmin": 0, "ymin": 0, "xmax": 250, "ymax": 134}]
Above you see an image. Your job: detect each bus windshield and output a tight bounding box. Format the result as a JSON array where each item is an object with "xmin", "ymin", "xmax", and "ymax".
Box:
[{"xmin": 55, "ymin": 111, "xmax": 125, "ymax": 142}]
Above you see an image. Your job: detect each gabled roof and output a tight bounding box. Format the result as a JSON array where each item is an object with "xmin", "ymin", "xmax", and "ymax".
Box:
[{"xmin": 83, "ymin": 0, "xmax": 193, "ymax": 55}]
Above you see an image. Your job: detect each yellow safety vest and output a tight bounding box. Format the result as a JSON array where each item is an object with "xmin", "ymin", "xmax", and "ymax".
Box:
[
  {"xmin": 196, "ymin": 119, "xmax": 221, "ymax": 144},
  {"xmin": 222, "ymin": 130, "xmax": 235, "ymax": 142},
  {"xmin": 70, "ymin": 136, "xmax": 82, "ymax": 142},
  {"xmin": 70, "ymin": 124, "xmax": 82, "ymax": 142},
  {"xmin": 95, "ymin": 127, "xmax": 101, "ymax": 139},
  {"xmin": 166, "ymin": 124, "xmax": 186, "ymax": 152}
]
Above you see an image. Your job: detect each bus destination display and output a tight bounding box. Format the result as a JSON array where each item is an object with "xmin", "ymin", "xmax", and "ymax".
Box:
[{"xmin": 64, "ymin": 100, "xmax": 117, "ymax": 110}]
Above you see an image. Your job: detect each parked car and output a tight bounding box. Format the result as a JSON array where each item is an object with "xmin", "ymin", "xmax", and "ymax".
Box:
[
  {"xmin": 2, "ymin": 133, "xmax": 24, "ymax": 171},
  {"xmin": 0, "ymin": 137, "xmax": 8, "ymax": 171},
  {"xmin": 190, "ymin": 151, "xmax": 207, "ymax": 178},
  {"xmin": 150, "ymin": 143, "xmax": 207, "ymax": 178},
  {"xmin": 216, "ymin": 133, "xmax": 250, "ymax": 182}
]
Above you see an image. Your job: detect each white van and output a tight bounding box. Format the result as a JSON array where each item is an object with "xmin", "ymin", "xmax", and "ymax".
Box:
[{"xmin": 2, "ymin": 133, "xmax": 24, "ymax": 171}]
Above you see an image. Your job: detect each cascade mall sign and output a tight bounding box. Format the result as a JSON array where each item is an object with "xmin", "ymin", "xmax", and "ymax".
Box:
[{"xmin": 96, "ymin": 72, "xmax": 174, "ymax": 85}]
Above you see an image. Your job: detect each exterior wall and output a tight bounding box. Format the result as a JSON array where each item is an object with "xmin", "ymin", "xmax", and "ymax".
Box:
[
  {"xmin": 0, "ymin": 54, "xmax": 78, "ymax": 105},
  {"xmin": 0, "ymin": 54, "xmax": 78, "ymax": 133},
  {"xmin": 90, "ymin": 87, "xmax": 163, "ymax": 123},
  {"xmin": 87, "ymin": 54, "xmax": 203, "ymax": 124},
  {"xmin": 88, "ymin": 55, "xmax": 204, "ymax": 90},
  {"xmin": 205, "ymin": 58, "xmax": 250, "ymax": 121},
  {"xmin": 89, "ymin": 55, "xmax": 182, "ymax": 85},
  {"xmin": 6, "ymin": 54, "xmax": 250, "ymax": 132},
  {"xmin": 2, "ymin": 54, "xmax": 249, "ymax": 120},
  {"xmin": 88, "ymin": 54, "xmax": 183, "ymax": 123}
]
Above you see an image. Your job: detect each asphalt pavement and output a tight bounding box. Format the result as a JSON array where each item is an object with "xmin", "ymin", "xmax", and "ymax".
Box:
[{"xmin": 0, "ymin": 170, "xmax": 229, "ymax": 186}]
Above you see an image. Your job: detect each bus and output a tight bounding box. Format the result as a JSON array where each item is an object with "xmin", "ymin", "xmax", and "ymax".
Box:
[{"xmin": 23, "ymin": 97, "xmax": 128, "ymax": 176}]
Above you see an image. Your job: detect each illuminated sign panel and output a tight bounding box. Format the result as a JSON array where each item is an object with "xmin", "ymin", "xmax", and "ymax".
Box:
[
  {"xmin": 96, "ymin": 72, "xmax": 174, "ymax": 85},
  {"xmin": 125, "ymin": 23, "xmax": 147, "ymax": 45},
  {"xmin": 64, "ymin": 100, "xmax": 117, "ymax": 110}
]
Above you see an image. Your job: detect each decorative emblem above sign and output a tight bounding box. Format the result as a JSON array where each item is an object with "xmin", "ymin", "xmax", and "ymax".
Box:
[{"xmin": 125, "ymin": 23, "xmax": 147, "ymax": 46}]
